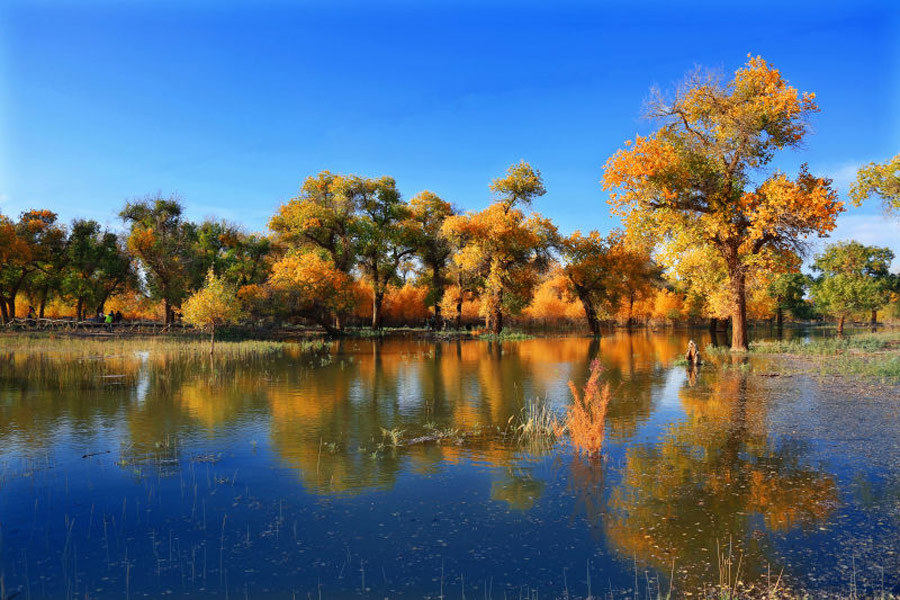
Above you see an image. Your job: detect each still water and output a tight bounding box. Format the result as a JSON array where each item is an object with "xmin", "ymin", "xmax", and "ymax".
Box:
[{"xmin": 1, "ymin": 330, "xmax": 899, "ymax": 598}]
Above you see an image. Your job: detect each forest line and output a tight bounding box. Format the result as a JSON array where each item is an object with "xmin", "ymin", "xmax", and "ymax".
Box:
[{"xmin": 2, "ymin": 56, "xmax": 898, "ymax": 349}]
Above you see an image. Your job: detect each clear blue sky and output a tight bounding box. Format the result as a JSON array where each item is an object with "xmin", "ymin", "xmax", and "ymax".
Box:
[{"xmin": 1, "ymin": 0, "xmax": 898, "ymax": 261}]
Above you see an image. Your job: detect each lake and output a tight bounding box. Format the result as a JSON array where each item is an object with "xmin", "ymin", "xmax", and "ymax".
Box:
[{"xmin": 2, "ymin": 330, "xmax": 899, "ymax": 598}]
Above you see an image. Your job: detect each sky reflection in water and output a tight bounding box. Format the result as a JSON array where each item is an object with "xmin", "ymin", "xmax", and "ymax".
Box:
[{"xmin": 1, "ymin": 330, "xmax": 898, "ymax": 598}]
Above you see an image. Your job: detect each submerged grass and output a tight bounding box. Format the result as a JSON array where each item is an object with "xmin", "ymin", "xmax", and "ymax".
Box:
[
  {"xmin": 0, "ymin": 333, "xmax": 329, "ymax": 358},
  {"xmin": 509, "ymin": 399, "xmax": 561, "ymax": 452}
]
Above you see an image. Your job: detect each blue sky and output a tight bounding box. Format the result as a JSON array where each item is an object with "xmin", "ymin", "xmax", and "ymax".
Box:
[{"xmin": 1, "ymin": 0, "xmax": 898, "ymax": 263}]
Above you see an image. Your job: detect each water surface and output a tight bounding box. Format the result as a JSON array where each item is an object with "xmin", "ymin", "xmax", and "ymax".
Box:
[{"xmin": 1, "ymin": 330, "xmax": 898, "ymax": 598}]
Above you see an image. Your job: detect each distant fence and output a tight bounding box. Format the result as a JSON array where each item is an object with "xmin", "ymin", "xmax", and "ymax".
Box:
[{"xmin": 3, "ymin": 317, "xmax": 190, "ymax": 334}]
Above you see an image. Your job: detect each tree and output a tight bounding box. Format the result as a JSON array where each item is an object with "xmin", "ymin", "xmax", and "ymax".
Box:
[
  {"xmin": 613, "ymin": 243, "xmax": 662, "ymax": 330},
  {"xmin": 182, "ymin": 270, "xmax": 243, "ymax": 354},
  {"xmin": 559, "ymin": 230, "xmax": 622, "ymax": 335},
  {"xmin": 0, "ymin": 210, "xmax": 66, "ymax": 322},
  {"xmin": 354, "ymin": 176, "xmax": 417, "ymax": 329},
  {"xmin": 443, "ymin": 162, "xmax": 556, "ymax": 334},
  {"xmin": 63, "ymin": 219, "xmax": 134, "ymax": 320},
  {"xmin": 603, "ymin": 55, "xmax": 842, "ymax": 350},
  {"xmin": 267, "ymin": 253, "xmax": 357, "ymax": 335},
  {"xmin": 269, "ymin": 171, "xmax": 359, "ymax": 273},
  {"xmin": 121, "ymin": 195, "xmax": 199, "ymax": 324},
  {"xmin": 196, "ymin": 220, "xmax": 272, "ymax": 288},
  {"xmin": 409, "ymin": 191, "xmax": 455, "ymax": 327},
  {"xmin": 768, "ymin": 272, "xmax": 811, "ymax": 327},
  {"xmin": 810, "ymin": 241, "xmax": 895, "ymax": 334},
  {"xmin": 851, "ymin": 153, "xmax": 900, "ymax": 215}
]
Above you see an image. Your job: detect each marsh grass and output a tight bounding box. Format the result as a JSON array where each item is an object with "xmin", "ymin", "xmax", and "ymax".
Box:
[
  {"xmin": 0, "ymin": 334, "xmax": 326, "ymax": 357},
  {"xmin": 479, "ymin": 330, "xmax": 535, "ymax": 342},
  {"xmin": 827, "ymin": 355, "xmax": 900, "ymax": 380},
  {"xmin": 750, "ymin": 332, "xmax": 897, "ymax": 356},
  {"xmin": 0, "ymin": 336, "xmax": 332, "ymax": 389},
  {"xmin": 509, "ymin": 399, "xmax": 561, "ymax": 452}
]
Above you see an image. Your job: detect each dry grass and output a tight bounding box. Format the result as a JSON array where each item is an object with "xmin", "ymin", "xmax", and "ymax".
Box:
[{"xmin": 564, "ymin": 359, "xmax": 610, "ymax": 456}]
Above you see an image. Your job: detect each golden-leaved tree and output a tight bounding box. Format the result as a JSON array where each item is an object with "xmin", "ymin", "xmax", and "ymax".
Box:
[
  {"xmin": 182, "ymin": 270, "xmax": 243, "ymax": 354},
  {"xmin": 851, "ymin": 153, "xmax": 900, "ymax": 215},
  {"xmin": 443, "ymin": 162, "xmax": 557, "ymax": 334},
  {"xmin": 603, "ymin": 56, "xmax": 842, "ymax": 349},
  {"xmin": 267, "ymin": 253, "xmax": 357, "ymax": 335}
]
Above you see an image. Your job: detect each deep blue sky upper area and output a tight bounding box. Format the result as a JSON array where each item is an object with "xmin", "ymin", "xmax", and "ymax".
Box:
[{"xmin": 1, "ymin": 0, "xmax": 898, "ymax": 257}]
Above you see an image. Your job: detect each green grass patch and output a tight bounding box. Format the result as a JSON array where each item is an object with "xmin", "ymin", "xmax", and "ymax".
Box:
[
  {"xmin": 479, "ymin": 330, "xmax": 535, "ymax": 341},
  {"xmin": 750, "ymin": 333, "xmax": 896, "ymax": 356}
]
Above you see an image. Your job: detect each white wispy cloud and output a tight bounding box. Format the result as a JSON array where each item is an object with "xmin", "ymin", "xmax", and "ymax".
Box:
[{"xmin": 808, "ymin": 211, "xmax": 900, "ymax": 272}]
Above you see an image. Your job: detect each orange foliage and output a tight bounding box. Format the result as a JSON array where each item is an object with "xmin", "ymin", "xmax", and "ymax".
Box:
[
  {"xmin": 651, "ymin": 289, "xmax": 684, "ymax": 322},
  {"xmin": 439, "ymin": 284, "xmax": 482, "ymax": 323},
  {"xmin": 602, "ymin": 55, "xmax": 842, "ymax": 348},
  {"xmin": 524, "ymin": 273, "xmax": 582, "ymax": 323},
  {"xmin": 353, "ymin": 280, "xmax": 431, "ymax": 325},
  {"xmin": 564, "ymin": 360, "xmax": 610, "ymax": 456},
  {"xmin": 383, "ymin": 283, "xmax": 430, "ymax": 324}
]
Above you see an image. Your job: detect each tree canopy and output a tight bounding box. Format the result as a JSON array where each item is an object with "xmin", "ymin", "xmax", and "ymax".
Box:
[{"xmin": 603, "ymin": 55, "xmax": 842, "ymax": 349}]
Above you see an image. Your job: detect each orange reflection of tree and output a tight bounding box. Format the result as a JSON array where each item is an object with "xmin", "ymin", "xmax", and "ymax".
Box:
[{"xmin": 605, "ymin": 371, "xmax": 837, "ymax": 588}]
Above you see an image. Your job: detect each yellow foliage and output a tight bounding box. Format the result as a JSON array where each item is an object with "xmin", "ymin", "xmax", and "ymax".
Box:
[{"xmin": 181, "ymin": 271, "xmax": 242, "ymax": 331}]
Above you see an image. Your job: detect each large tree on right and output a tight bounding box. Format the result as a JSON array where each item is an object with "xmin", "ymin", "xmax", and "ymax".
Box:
[{"xmin": 603, "ymin": 56, "xmax": 843, "ymax": 350}]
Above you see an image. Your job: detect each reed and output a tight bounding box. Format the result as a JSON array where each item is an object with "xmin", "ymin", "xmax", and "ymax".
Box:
[
  {"xmin": 564, "ymin": 359, "xmax": 610, "ymax": 457},
  {"xmin": 509, "ymin": 399, "xmax": 561, "ymax": 451}
]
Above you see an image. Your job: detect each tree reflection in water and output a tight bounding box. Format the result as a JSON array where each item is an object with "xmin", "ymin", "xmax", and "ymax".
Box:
[{"xmin": 603, "ymin": 369, "xmax": 837, "ymax": 589}]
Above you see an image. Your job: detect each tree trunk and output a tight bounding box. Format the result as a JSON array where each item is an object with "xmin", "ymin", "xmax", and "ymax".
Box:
[
  {"xmin": 432, "ymin": 266, "xmax": 443, "ymax": 328},
  {"xmin": 729, "ymin": 270, "xmax": 749, "ymax": 351},
  {"xmin": 7, "ymin": 296, "xmax": 16, "ymax": 321},
  {"xmin": 626, "ymin": 291, "xmax": 635, "ymax": 330},
  {"xmin": 0, "ymin": 296, "xmax": 8, "ymax": 323},
  {"xmin": 708, "ymin": 317, "xmax": 718, "ymax": 333},
  {"xmin": 775, "ymin": 307, "xmax": 783, "ymax": 329},
  {"xmin": 455, "ymin": 270, "xmax": 464, "ymax": 329},
  {"xmin": 164, "ymin": 299, "xmax": 172, "ymax": 325},
  {"xmin": 210, "ymin": 327, "xmax": 216, "ymax": 355},
  {"xmin": 576, "ymin": 287, "xmax": 601, "ymax": 336},
  {"xmin": 489, "ymin": 288, "xmax": 504, "ymax": 335},
  {"xmin": 871, "ymin": 309, "xmax": 877, "ymax": 326},
  {"xmin": 838, "ymin": 315, "xmax": 845, "ymax": 336},
  {"xmin": 372, "ymin": 288, "xmax": 384, "ymax": 329},
  {"xmin": 76, "ymin": 297, "xmax": 84, "ymax": 322}
]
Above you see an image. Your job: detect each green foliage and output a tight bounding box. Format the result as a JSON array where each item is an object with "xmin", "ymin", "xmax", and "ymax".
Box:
[
  {"xmin": 851, "ymin": 153, "xmax": 900, "ymax": 214},
  {"xmin": 120, "ymin": 194, "xmax": 200, "ymax": 322},
  {"xmin": 810, "ymin": 241, "xmax": 895, "ymax": 323},
  {"xmin": 62, "ymin": 219, "xmax": 134, "ymax": 318},
  {"xmin": 0, "ymin": 209, "xmax": 67, "ymax": 322},
  {"xmin": 409, "ymin": 191, "xmax": 455, "ymax": 318},
  {"xmin": 752, "ymin": 333, "xmax": 893, "ymax": 355},
  {"xmin": 196, "ymin": 220, "xmax": 272, "ymax": 288},
  {"xmin": 768, "ymin": 272, "xmax": 813, "ymax": 321},
  {"xmin": 354, "ymin": 176, "xmax": 417, "ymax": 328}
]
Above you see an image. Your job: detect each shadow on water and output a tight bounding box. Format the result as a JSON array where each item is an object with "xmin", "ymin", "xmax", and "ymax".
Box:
[{"xmin": 0, "ymin": 328, "xmax": 897, "ymax": 597}]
